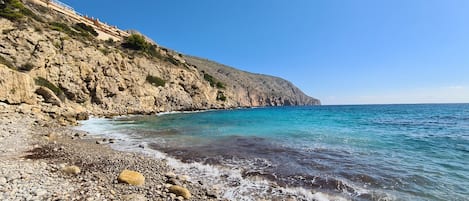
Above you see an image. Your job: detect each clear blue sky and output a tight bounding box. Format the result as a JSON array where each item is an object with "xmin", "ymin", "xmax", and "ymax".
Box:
[{"xmin": 61, "ymin": 0, "xmax": 469, "ymax": 105}]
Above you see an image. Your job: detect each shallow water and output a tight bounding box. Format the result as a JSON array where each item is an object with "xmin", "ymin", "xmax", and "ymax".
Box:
[{"xmin": 79, "ymin": 104, "xmax": 469, "ymax": 200}]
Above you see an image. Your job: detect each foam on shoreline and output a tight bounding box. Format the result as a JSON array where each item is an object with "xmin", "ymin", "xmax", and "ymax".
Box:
[{"xmin": 75, "ymin": 117, "xmax": 352, "ymax": 201}]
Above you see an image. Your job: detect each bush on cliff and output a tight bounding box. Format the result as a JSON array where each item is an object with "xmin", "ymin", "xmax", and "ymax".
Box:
[
  {"xmin": 34, "ymin": 77, "xmax": 65, "ymax": 101},
  {"xmin": 0, "ymin": 0, "xmax": 42, "ymax": 22},
  {"xmin": 49, "ymin": 22, "xmax": 98, "ymax": 39},
  {"xmin": 146, "ymin": 75, "xmax": 165, "ymax": 87},
  {"xmin": 0, "ymin": 55, "xmax": 15, "ymax": 69},
  {"xmin": 49, "ymin": 22, "xmax": 73, "ymax": 34},
  {"xmin": 18, "ymin": 62, "xmax": 34, "ymax": 72},
  {"xmin": 122, "ymin": 34, "xmax": 150, "ymax": 51},
  {"xmin": 74, "ymin": 22, "xmax": 98, "ymax": 37},
  {"xmin": 203, "ymin": 73, "xmax": 226, "ymax": 89},
  {"xmin": 217, "ymin": 91, "xmax": 227, "ymax": 101}
]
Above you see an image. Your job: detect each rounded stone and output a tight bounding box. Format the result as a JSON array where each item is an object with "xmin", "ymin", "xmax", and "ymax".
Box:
[{"xmin": 118, "ymin": 170, "xmax": 145, "ymax": 186}]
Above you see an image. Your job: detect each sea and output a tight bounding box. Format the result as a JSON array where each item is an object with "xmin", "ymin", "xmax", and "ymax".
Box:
[{"xmin": 77, "ymin": 104, "xmax": 469, "ymax": 201}]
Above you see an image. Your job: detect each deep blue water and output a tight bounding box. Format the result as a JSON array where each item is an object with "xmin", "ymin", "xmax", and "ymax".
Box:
[{"xmin": 80, "ymin": 104, "xmax": 469, "ymax": 200}]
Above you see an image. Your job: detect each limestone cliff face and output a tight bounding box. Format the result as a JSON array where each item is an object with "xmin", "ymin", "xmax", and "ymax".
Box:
[
  {"xmin": 0, "ymin": 1, "xmax": 320, "ymax": 120},
  {"xmin": 185, "ymin": 56, "xmax": 320, "ymax": 107}
]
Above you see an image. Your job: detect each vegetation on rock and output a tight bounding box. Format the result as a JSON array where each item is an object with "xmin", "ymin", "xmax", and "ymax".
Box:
[
  {"xmin": 217, "ymin": 91, "xmax": 227, "ymax": 101},
  {"xmin": 73, "ymin": 22, "xmax": 98, "ymax": 37},
  {"xmin": 204, "ymin": 73, "xmax": 225, "ymax": 89},
  {"xmin": 34, "ymin": 77, "xmax": 65, "ymax": 101},
  {"xmin": 0, "ymin": 55, "xmax": 15, "ymax": 69},
  {"xmin": 122, "ymin": 34, "xmax": 150, "ymax": 51},
  {"xmin": 0, "ymin": 0, "xmax": 42, "ymax": 22},
  {"xmin": 122, "ymin": 34, "xmax": 183, "ymax": 66},
  {"xmin": 146, "ymin": 75, "xmax": 165, "ymax": 87},
  {"xmin": 18, "ymin": 62, "xmax": 34, "ymax": 72},
  {"xmin": 49, "ymin": 22, "xmax": 98, "ymax": 39}
]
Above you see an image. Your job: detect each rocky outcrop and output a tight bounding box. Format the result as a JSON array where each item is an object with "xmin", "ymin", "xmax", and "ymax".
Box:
[
  {"xmin": 35, "ymin": 87, "xmax": 61, "ymax": 106},
  {"xmin": 0, "ymin": 2, "xmax": 320, "ymax": 119},
  {"xmin": 185, "ymin": 56, "xmax": 321, "ymax": 106},
  {"xmin": 0, "ymin": 65, "xmax": 36, "ymax": 105}
]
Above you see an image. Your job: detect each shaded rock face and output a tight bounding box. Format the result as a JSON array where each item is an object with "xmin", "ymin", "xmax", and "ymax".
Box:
[
  {"xmin": 35, "ymin": 87, "xmax": 61, "ymax": 106},
  {"xmin": 0, "ymin": 3, "xmax": 320, "ymax": 117}
]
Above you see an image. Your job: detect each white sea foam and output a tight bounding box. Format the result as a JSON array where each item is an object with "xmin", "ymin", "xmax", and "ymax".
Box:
[
  {"xmin": 75, "ymin": 117, "xmax": 353, "ymax": 200},
  {"xmin": 76, "ymin": 117, "xmax": 401, "ymax": 201}
]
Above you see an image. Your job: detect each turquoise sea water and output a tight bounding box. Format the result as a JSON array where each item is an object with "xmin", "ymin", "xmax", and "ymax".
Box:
[{"xmin": 80, "ymin": 104, "xmax": 469, "ymax": 200}]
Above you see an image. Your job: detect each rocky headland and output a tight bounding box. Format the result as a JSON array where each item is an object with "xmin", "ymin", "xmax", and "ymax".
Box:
[
  {"xmin": 0, "ymin": 0, "xmax": 320, "ymax": 200},
  {"xmin": 0, "ymin": 0, "xmax": 319, "ymax": 124}
]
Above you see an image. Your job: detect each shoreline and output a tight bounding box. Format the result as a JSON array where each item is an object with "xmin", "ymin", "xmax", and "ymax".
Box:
[
  {"xmin": 0, "ymin": 105, "xmax": 223, "ymax": 200},
  {"xmin": 0, "ymin": 104, "xmax": 326, "ymax": 201},
  {"xmin": 76, "ymin": 115, "xmax": 350, "ymax": 201}
]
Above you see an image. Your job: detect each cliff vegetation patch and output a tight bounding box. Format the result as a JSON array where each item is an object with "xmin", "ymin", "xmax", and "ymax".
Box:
[
  {"xmin": 216, "ymin": 91, "xmax": 227, "ymax": 101},
  {"xmin": 49, "ymin": 22, "xmax": 98, "ymax": 39},
  {"xmin": 18, "ymin": 62, "xmax": 34, "ymax": 72},
  {"xmin": 0, "ymin": 0, "xmax": 41, "ymax": 21},
  {"xmin": 203, "ymin": 73, "xmax": 225, "ymax": 89},
  {"xmin": 0, "ymin": 55, "xmax": 15, "ymax": 69},
  {"xmin": 146, "ymin": 75, "xmax": 165, "ymax": 87},
  {"xmin": 73, "ymin": 22, "xmax": 98, "ymax": 37},
  {"xmin": 122, "ymin": 34, "xmax": 182, "ymax": 66},
  {"xmin": 34, "ymin": 77, "xmax": 65, "ymax": 101}
]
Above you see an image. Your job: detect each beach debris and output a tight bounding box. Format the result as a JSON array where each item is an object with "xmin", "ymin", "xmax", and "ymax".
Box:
[
  {"xmin": 62, "ymin": 165, "xmax": 81, "ymax": 175},
  {"xmin": 169, "ymin": 185, "xmax": 191, "ymax": 199},
  {"xmin": 118, "ymin": 169, "xmax": 145, "ymax": 186}
]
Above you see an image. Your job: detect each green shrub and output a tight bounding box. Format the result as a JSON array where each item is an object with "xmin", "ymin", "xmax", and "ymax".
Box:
[
  {"xmin": 74, "ymin": 22, "xmax": 98, "ymax": 36},
  {"xmin": 122, "ymin": 34, "xmax": 183, "ymax": 66},
  {"xmin": 0, "ymin": 0, "xmax": 42, "ymax": 22},
  {"xmin": 165, "ymin": 57, "xmax": 178, "ymax": 66},
  {"xmin": 146, "ymin": 75, "xmax": 165, "ymax": 87},
  {"xmin": 18, "ymin": 62, "xmax": 34, "ymax": 72},
  {"xmin": 203, "ymin": 73, "xmax": 215, "ymax": 86},
  {"xmin": 217, "ymin": 91, "xmax": 227, "ymax": 101},
  {"xmin": 203, "ymin": 73, "xmax": 226, "ymax": 89},
  {"xmin": 0, "ymin": 55, "xmax": 15, "ymax": 69},
  {"xmin": 105, "ymin": 38, "xmax": 115, "ymax": 46},
  {"xmin": 0, "ymin": 0, "xmax": 25, "ymax": 21},
  {"xmin": 216, "ymin": 81, "xmax": 225, "ymax": 89},
  {"xmin": 49, "ymin": 22, "xmax": 73, "ymax": 33},
  {"xmin": 99, "ymin": 48, "xmax": 111, "ymax": 55},
  {"xmin": 122, "ymin": 34, "xmax": 150, "ymax": 51},
  {"xmin": 50, "ymin": 22, "xmax": 97, "ymax": 39},
  {"xmin": 34, "ymin": 77, "xmax": 65, "ymax": 101},
  {"xmin": 122, "ymin": 34, "xmax": 162, "ymax": 58}
]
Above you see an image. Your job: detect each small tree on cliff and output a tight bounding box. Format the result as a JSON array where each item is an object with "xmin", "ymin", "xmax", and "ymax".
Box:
[{"xmin": 122, "ymin": 34, "xmax": 150, "ymax": 51}]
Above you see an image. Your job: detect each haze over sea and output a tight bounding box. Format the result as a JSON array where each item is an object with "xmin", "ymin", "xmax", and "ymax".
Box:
[{"xmin": 80, "ymin": 104, "xmax": 469, "ymax": 200}]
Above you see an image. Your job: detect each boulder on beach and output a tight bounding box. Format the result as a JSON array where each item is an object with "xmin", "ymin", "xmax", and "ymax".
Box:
[
  {"xmin": 169, "ymin": 185, "xmax": 191, "ymax": 199},
  {"xmin": 62, "ymin": 165, "xmax": 81, "ymax": 175},
  {"xmin": 118, "ymin": 169, "xmax": 145, "ymax": 186}
]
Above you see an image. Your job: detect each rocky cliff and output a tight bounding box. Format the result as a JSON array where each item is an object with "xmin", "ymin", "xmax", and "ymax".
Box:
[{"xmin": 0, "ymin": 0, "xmax": 320, "ymax": 123}]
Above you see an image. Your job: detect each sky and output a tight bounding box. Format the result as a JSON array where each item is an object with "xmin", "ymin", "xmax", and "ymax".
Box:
[{"xmin": 60, "ymin": 0, "xmax": 469, "ymax": 105}]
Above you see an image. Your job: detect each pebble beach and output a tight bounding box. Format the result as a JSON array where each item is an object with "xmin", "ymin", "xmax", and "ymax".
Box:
[{"xmin": 0, "ymin": 104, "xmax": 222, "ymax": 201}]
